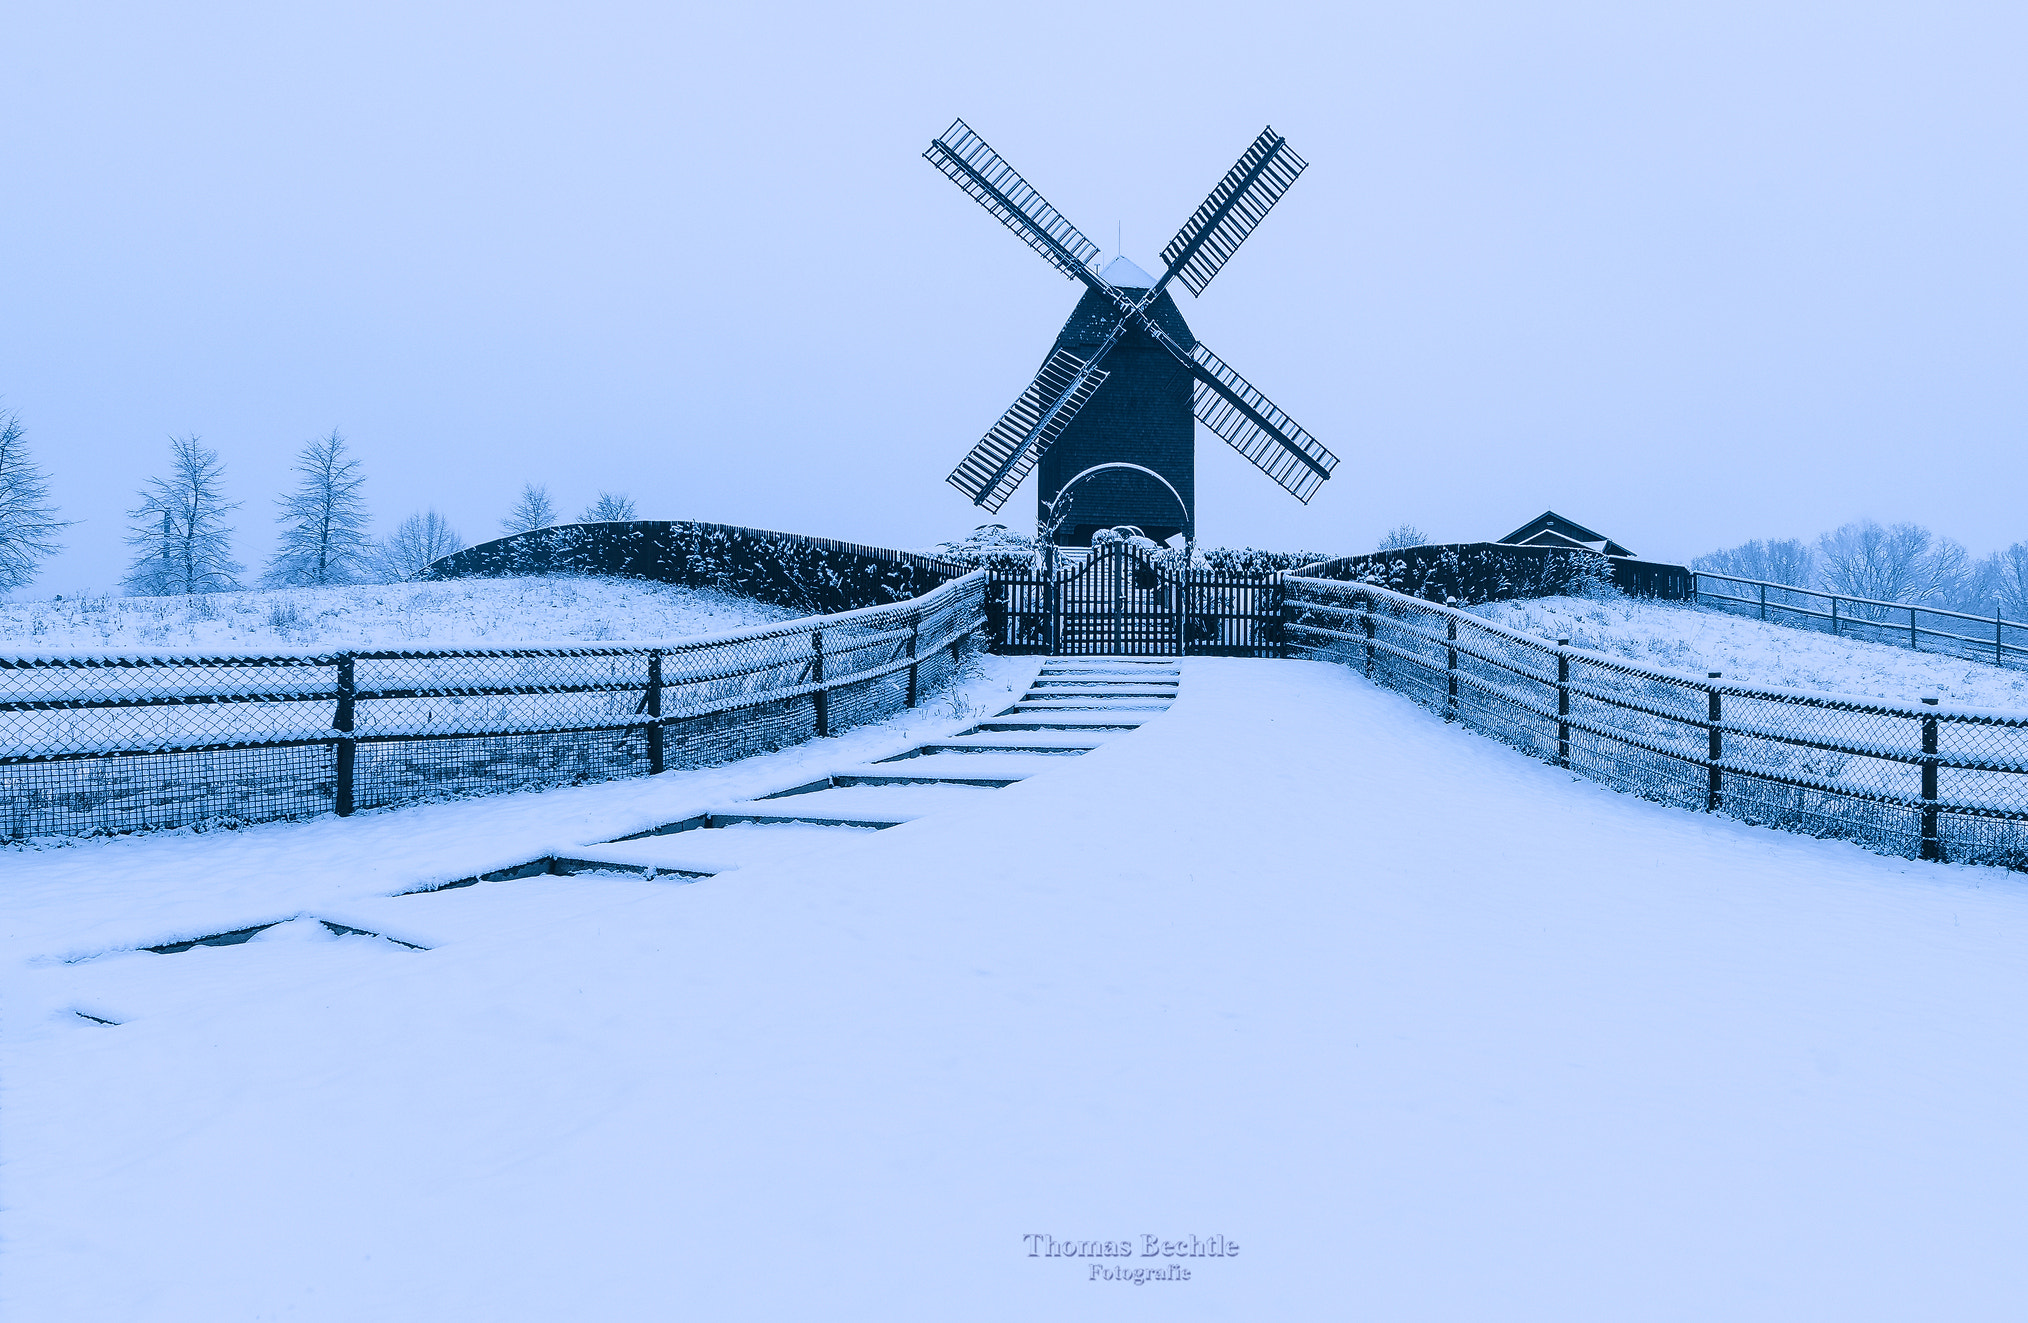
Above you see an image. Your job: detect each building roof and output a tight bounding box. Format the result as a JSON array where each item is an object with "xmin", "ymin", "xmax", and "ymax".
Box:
[
  {"xmin": 1100, "ymin": 255, "xmax": 1157, "ymax": 288},
  {"xmin": 1498, "ymin": 510, "xmax": 1634, "ymax": 558}
]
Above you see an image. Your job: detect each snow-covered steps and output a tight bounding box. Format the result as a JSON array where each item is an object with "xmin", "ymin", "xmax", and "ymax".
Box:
[
  {"xmin": 539, "ymin": 823, "xmax": 881, "ymax": 879},
  {"xmin": 138, "ymin": 918, "xmax": 428, "ymax": 955},
  {"xmin": 414, "ymin": 658, "xmax": 1179, "ymax": 897},
  {"xmin": 707, "ymin": 781, "xmax": 995, "ymax": 828},
  {"xmin": 900, "ymin": 733, "xmax": 1111, "ymax": 754},
  {"xmin": 1009, "ymin": 698, "xmax": 1176, "ymax": 706},
  {"xmin": 971, "ymin": 716, "xmax": 1149, "ymax": 731},
  {"xmin": 824, "ymin": 765, "xmax": 1037, "ymax": 789},
  {"xmin": 1022, "ymin": 683, "xmax": 1179, "ymax": 695}
]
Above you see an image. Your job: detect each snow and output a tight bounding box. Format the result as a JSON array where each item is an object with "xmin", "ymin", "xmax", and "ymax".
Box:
[
  {"xmin": 1477, "ymin": 594, "xmax": 2028, "ymax": 713},
  {"xmin": 9, "ymin": 656, "xmax": 2028, "ymax": 1318},
  {"xmin": 0, "ymin": 577, "xmax": 799, "ymax": 653},
  {"xmin": 1100, "ymin": 254, "xmax": 1156, "ymax": 288}
]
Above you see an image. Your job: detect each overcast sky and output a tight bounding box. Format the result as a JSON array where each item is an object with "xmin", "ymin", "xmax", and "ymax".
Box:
[{"xmin": 5, "ymin": 1, "xmax": 2025, "ymax": 593}]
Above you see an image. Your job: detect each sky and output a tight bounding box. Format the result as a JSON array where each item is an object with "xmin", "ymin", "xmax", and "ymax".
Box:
[{"xmin": 4, "ymin": 0, "xmax": 2026, "ymax": 594}]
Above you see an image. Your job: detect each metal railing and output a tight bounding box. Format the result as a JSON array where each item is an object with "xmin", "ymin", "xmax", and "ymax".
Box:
[
  {"xmin": 1285, "ymin": 575, "xmax": 2028, "ymax": 871},
  {"xmin": 1693, "ymin": 571, "xmax": 2028, "ymax": 669},
  {"xmin": 1, "ymin": 572, "xmax": 988, "ymax": 839}
]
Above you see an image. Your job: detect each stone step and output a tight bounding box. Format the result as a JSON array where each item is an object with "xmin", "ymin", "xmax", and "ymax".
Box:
[
  {"xmin": 826, "ymin": 753, "xmax": 1056, "ymax": 785},
  {"xmin": 970, "ymin": 717, "xmax": 1145, "ymax": 732},
  {"xmin": 900, "ymin": 737, "xmax": 1109, "ymax": 755}
]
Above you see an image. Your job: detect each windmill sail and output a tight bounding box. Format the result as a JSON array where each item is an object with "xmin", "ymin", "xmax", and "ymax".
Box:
[
  {"xmin": 925, "ymin": 120, "xmax": 1105, "ymax": 287},
  {"xmin": 1188, "ymin": 343, "xmax": 1337, "ymax": 503},
  {"xmin": 1159, "ymin": 128, "xmax": 1308, "ymax": 298},
  {"xmin": 947, "ymin": 349, "xmax": 1110, "ymax": 512}
]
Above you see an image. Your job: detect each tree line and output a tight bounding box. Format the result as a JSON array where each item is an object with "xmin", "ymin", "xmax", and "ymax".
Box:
[
  {"xmin": 1695, "ymin": 523, "xmax": 2028, "ymax": 619},
  {"xmin": 0, "ymin": 409, "xmax": 641, "ymax": 595}
]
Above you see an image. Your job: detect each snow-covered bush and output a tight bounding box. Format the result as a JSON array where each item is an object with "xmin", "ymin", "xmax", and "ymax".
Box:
[
  {"xmin": 434, "ymin": 521, "xmax": 963, "ymax": 615},
  {"xmin": 1301, "ymin": 542, "xmax": 1614, "ymax": 607},
  {"xmin": 929, "ymin": 523, "xmax": 1037, "ymax": 571}
]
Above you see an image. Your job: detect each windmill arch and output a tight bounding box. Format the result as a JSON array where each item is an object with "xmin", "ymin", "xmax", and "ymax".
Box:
[{"xmin": 1053, "ymin": 462, "xmax": 1192, "ymax": 544}]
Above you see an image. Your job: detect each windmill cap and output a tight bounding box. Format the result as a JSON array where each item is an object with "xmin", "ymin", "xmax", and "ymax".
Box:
[{"xmin": 1100, "ymin": 255, "xmax": 1157, "ymax": 288}]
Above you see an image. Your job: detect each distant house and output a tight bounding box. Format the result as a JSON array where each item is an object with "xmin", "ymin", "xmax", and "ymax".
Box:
[{"xmin": 1498, "ymin": 511, "xmax": 1634, "ymax": 559}]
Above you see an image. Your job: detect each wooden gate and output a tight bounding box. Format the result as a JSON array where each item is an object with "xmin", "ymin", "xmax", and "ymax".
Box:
[{"xmin": 987, "ymin": 544, "xmax": 1282, "ymax": 657}]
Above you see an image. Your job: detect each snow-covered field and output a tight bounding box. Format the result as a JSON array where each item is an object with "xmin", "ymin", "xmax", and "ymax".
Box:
[
  {"xmin": 8, "ymin": 654, "xmax": 2028, "ymax": 1320},
  {"xmin": 0, "ymin": 577, "xmax": 799, "ymax": 652},
  {"xmin": 1478, "ymin": 595, "xmax": 2028, "ymax": 712}
]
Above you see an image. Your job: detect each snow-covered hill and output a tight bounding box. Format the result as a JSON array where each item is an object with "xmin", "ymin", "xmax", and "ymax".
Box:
[
  {"xmin": 8, "ymin": 658, "xmax": 2028, "ymax": 1318},
  {"xmin": 0, "ymin": 578, "xmax": 801, "ymax": 653},
  {"xmin": 1476, "ymin": 595, "xmax": 2028, "ymax": 712}
]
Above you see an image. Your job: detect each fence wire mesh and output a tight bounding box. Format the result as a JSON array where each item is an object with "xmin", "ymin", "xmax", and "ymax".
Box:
[
  {"xmin": 1285, "ymin": 576, "xmax": 2028, "ymax": 870},
  {"xmin": 1, "ymin": 573, "xmax": 987, "ymax": 838}
]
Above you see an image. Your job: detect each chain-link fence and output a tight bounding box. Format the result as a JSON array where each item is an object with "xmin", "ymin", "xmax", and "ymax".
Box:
[
  {"xmin": 1285, "ymin": 575, "xmax": 2028, "ymax": 871},
  {"xmin": 1, "ymin": 572, "xmax": 987, "ymax": 838}
]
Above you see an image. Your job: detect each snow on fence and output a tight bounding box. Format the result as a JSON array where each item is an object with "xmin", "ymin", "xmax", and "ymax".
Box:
[
  {"xmin": 1693, "ymin": 570, "xmax": 2028, "ymax": 670},
  {"xmin": 0, "ymin": 572, "xmax": 988, "ymax": 839},
  {"xmin": 1285, "ymin": 575, "xmax": 2028, "ymax": 871}
]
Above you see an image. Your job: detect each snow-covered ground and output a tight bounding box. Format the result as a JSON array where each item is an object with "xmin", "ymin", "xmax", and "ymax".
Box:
[
  {"xmin": 8, "ymin": 655, "xmax": 2028, "ymax": 1319},
  {"xmin": 1478, "ymin": 595, "xmax": 2028, "ymax": 712},
  {"xmin": 0, "ymin": 577, "xmax": 799, "ymax": 652}
]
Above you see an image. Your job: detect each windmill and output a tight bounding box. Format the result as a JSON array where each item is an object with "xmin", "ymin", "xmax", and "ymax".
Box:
[{"xmin": 927, "ymin": 120, "xmax": 1340, "ymax": 548}]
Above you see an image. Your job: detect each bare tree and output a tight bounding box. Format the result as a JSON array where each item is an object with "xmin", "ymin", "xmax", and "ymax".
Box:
[
  {"xmin": 371, "ymin": 510, "xmax": 465, "ymax": 581},
  {"xmin": 0, "ymin": 410, "xmax": 70, "ymax": 591},
  {"xmin": 263, "ymin": 430, "xmax": 371, "ymax": 587},
  {"xmin": 581, "ymin": 491, "xmax": 637, "ymax": 522},
  {"xmin": 1816, "ymin": 520, "xmax": 1968, "ymax": 613},
  {"xmin": 1377, "ymin": 523, "xmax": 1428, "ymax": 552},
  {"xmin": 1965, "ymin": 543, "xmax": 2028, "ymax": 619},
  {"xmin": 501, "ymin": 483, "xmax": 556, "ymax": 535},
  {"xmin": 123, "ymin": 435, "xmax": 242, "ymax": 595},
  {"xmin": 1692, "ymin": 537, "xmax": 1817, "ymax": 588}
]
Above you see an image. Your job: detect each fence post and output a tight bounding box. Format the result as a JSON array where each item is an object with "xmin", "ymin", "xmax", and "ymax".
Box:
[
  {"xmin": 1920, "ymin": 697, "xmax": 1941, "ymax": 861},
  {"xmin": 1706, "ymin": 672, "xmax": 1723, "ymax": 812},
  {"xmin": 1759, "ymin": 582, "xmax": 1767, "ymax": 621},
  {"xmin": 1445, "ymin": 618, "xmax": 1458, "ymax": 722},
  {"xmin": 1911, "ymin": 606, "xmax": 1919, "ymax": 651},
  {"xmin": 1361, "ymin": 595, "xmax": 1376, "ymax": 677},
  {"xmin": 334, "ymin": 654, "xmax": 356, "ymax": 817},
  {"xmin": 645, "ymin": 651, "xmax": 664, "ymax": 774},
  {"xmin": 1997, "ymin": 609, "xmax": 2004, "ymax": 668},
  {"xmin": 811, "ymin": 628, "xmax": 828, "ymax": 737},
  {"xmin": 1557, "ymin": 639, "xmax": 1571, "ymax": 768},
  {"xmin": 1832, "ymin": 597, "xmax": 1840, "ymax": 636},
  {"xmin": 905, "ymin": 615, "xmax": 920, "ymax": 708}
]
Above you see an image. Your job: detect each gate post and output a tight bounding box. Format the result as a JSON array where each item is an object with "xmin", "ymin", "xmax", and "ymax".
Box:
[
  {"xmin": 1361, "ymin": 595, "xmax": 1376, "ymax": 677},
  {"xmin": 1112, "ymin": 547, "xmax": 1125, "ymax": 656},
  {"xmin": 645, "ymin": 650, "xmax": 664, "ymax": 774},
  {"xmin": 334, "ymin": 654, "xmax": 356, "ymax": 817},
  {"xmin": 1046, "ymin": 563, "xmax": 1060, "ymax": 656}
]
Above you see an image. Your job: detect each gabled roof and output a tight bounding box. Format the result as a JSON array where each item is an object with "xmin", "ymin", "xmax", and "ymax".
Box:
[
  {"xmin": 1100, "ymin": 255, "xmax": 1156, "ymax": 288},
  {"xmin": 1499, "ymin": 510, "xmax": 1633, "ymax": 558}
]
